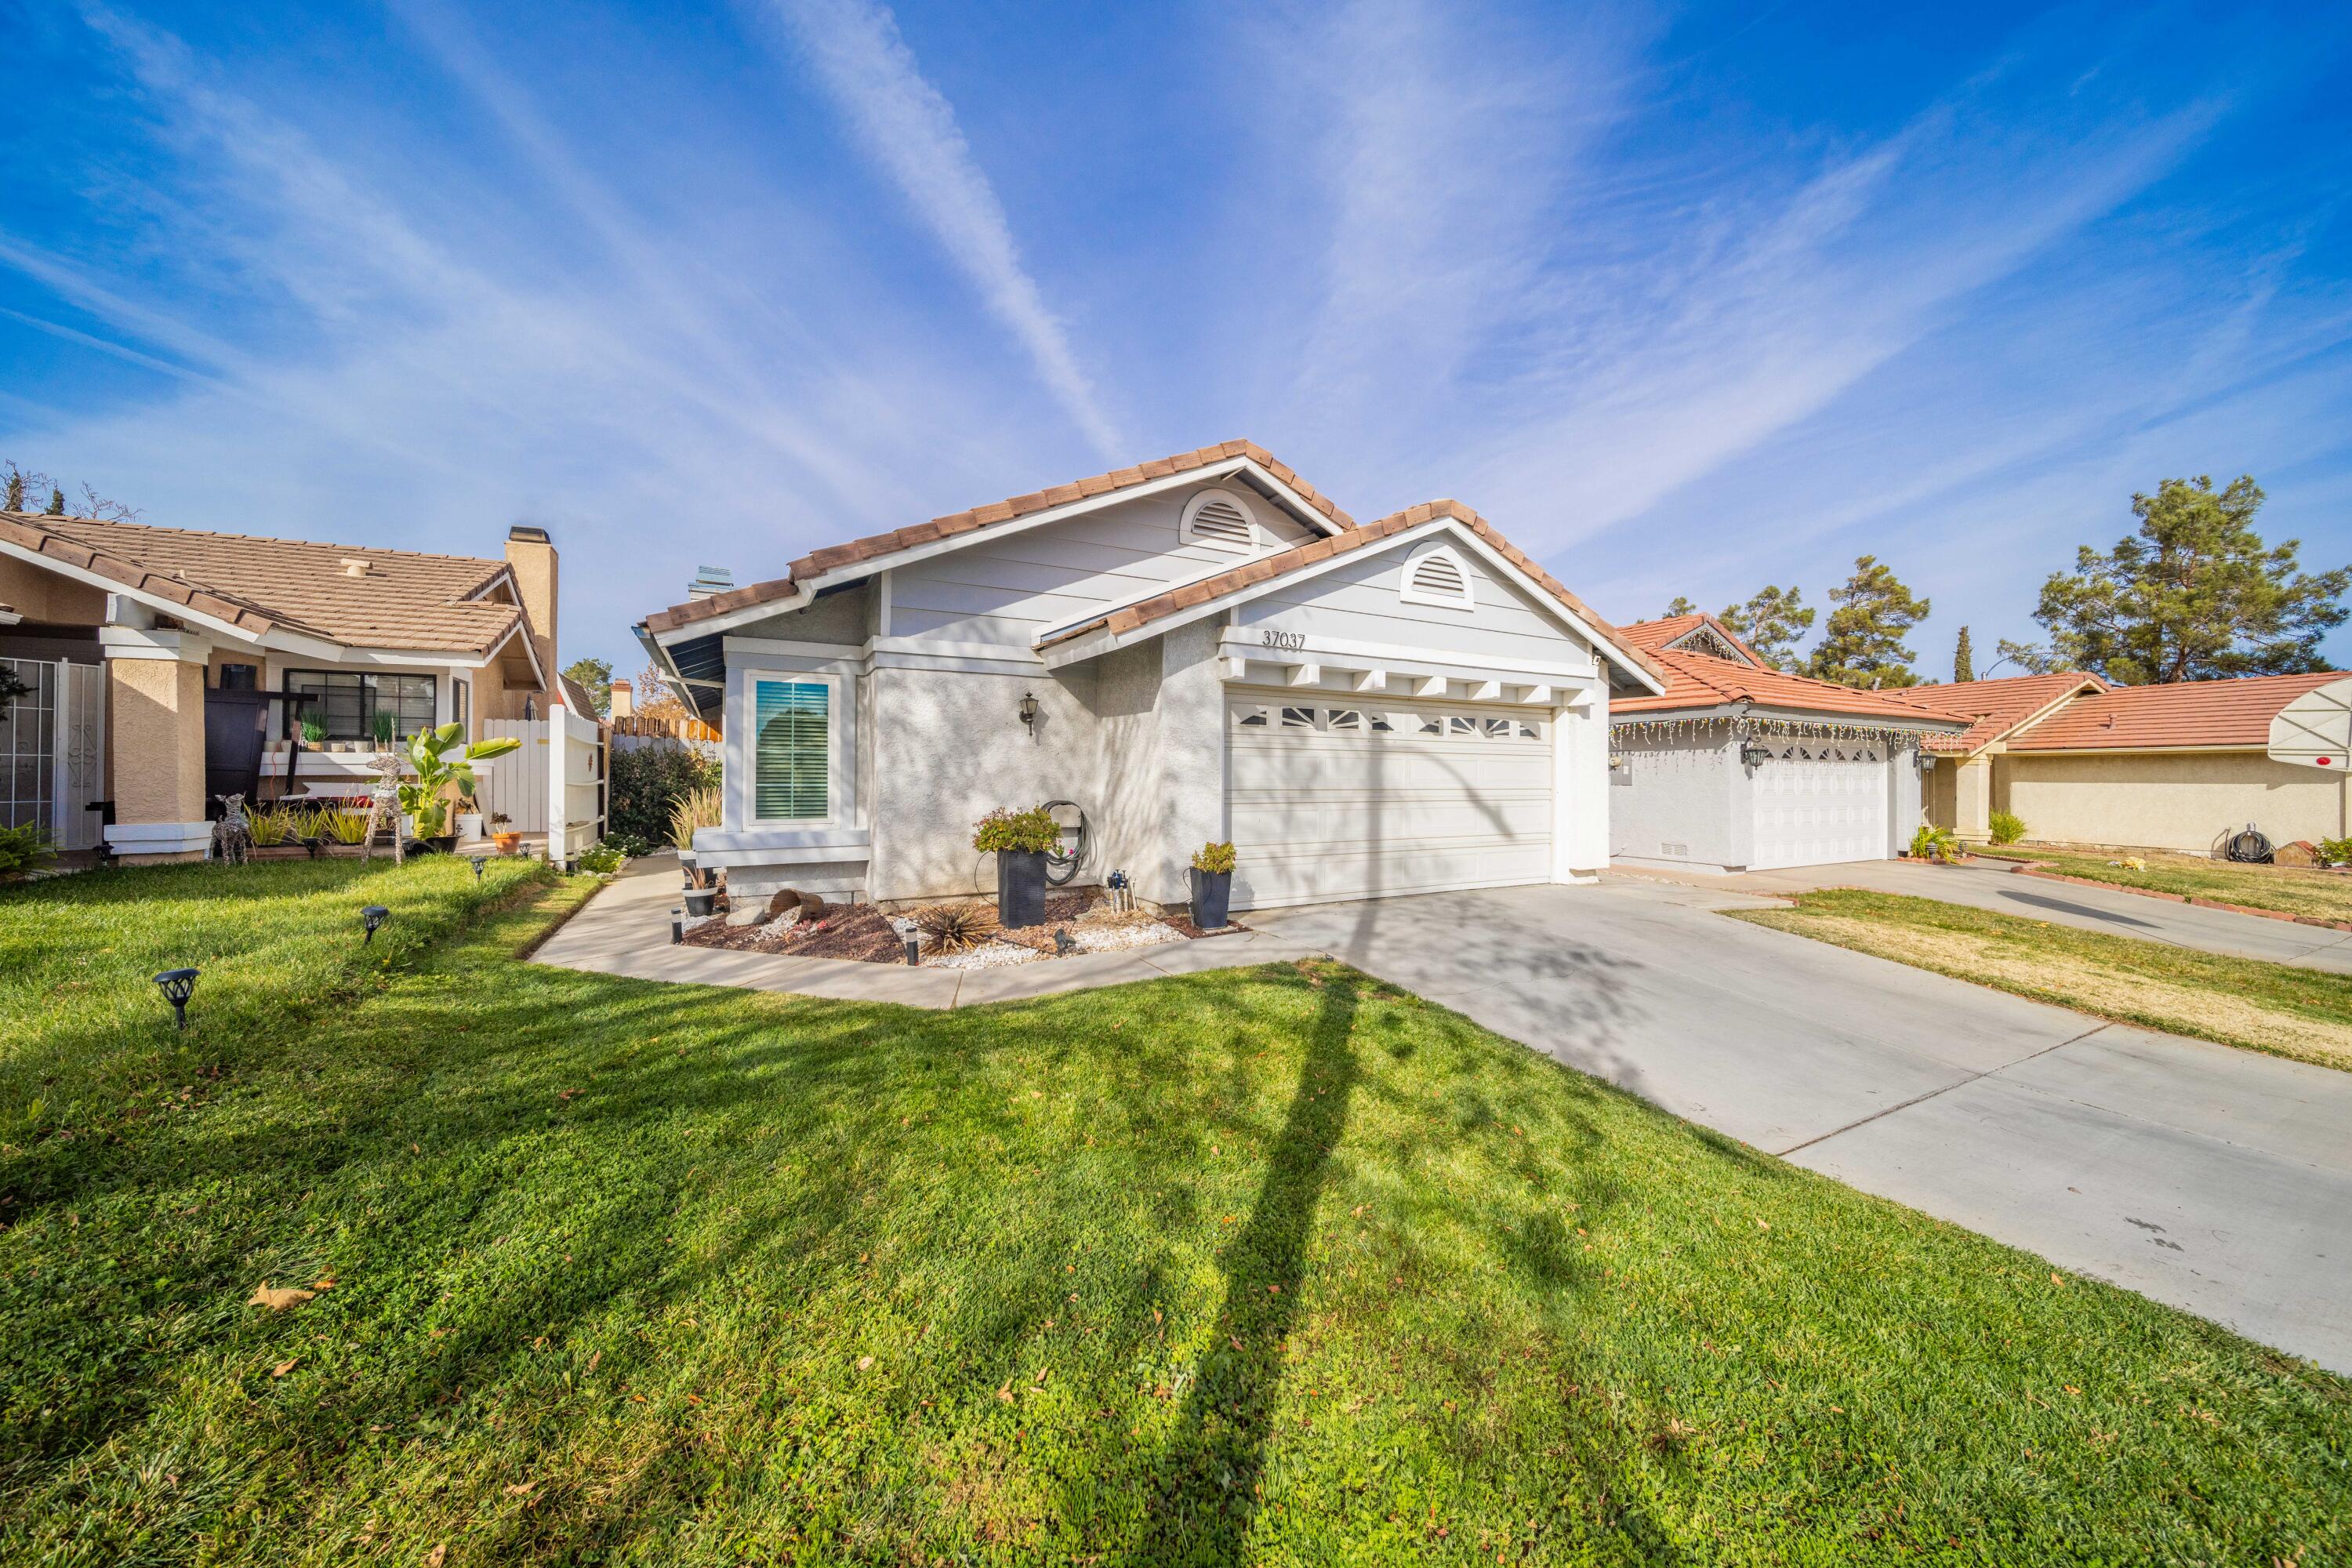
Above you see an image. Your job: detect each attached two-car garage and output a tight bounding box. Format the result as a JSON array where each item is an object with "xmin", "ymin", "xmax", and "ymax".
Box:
[{"xmin": 1225, "ymin": 691, "xmax": 1555, "ymax": 910}]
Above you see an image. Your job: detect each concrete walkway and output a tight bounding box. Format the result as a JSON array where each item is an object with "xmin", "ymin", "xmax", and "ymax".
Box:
[
  {"xmin": 1615, "ymin": 857, "xmax": 2352, "ymax": 974},
  {"xmin": 530, "ymin": 855, "xmax": 1319, "ymax": 1008},
  {"xmin": 1250, "ymin": 881, "xmax": 2352, "ymax": 1374}
]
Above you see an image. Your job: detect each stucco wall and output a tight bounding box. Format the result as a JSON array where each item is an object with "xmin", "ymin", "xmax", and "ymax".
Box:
[
  {"xmin": 109, "ymin": 656, "xmax": 207, "ymax": 827},
  {"xmin": 2004, "ymin": 750, "xmax": 2352, "ymax": 854},
  {"xmin": 0, "ymin": 555, "xmax": 106, "ymax": 625},
  {"xmin": 1607, "ymin": 728, "xmax": 1751, "ymax": 872}
]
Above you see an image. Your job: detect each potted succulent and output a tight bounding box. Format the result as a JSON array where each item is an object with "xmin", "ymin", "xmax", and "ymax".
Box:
[
  {"xmin": 397, "ymin": 722, "xmax": 522, "ymax": 856},
  {"xmin": 490, "ymin": 811, "xmax": 521, "ymax": 854},
  {"xmin": 975, "ymin": 804, "xmax": 1059, "ymax": 927},
  {"xmin": 1189, "ymin": 840, "xmax": 1236, "ymax": 930}
]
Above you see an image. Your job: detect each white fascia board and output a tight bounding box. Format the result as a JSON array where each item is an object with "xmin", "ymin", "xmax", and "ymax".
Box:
[
  {"xmin": 633, "ymin": 622, "xmax": 713, "ymax": 710},
  {"xmin": 1218, "ymin": 628, "xmax": 1596, "ymax": 683}
]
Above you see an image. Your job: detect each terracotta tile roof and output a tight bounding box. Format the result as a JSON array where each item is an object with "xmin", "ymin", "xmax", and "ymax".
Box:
[
  {"xmin": 1610, "ymin": 618, "xmax": 1969, "ymax": 724},
  {"xmin": 2005, "ymin": 670, "xmax": 2350, "ymax": 751},
  {"xmin": 1040, "ymin": 498, "xmax": 1666, "ymax": 687},
  {"xmin": 1875, "ymin": 670, "xmax": 2108, "ymax": 753},
  {"xmin": 1615, "ymin": 612, "xmax": 1770, "ymax": 666},
  {"xmin": 642, "ymin": 440, "xmax": 1353, "ymax": 637},
  {"xmin": 0, "ymin": 510, "xmax": 523, "ymax": 655}
]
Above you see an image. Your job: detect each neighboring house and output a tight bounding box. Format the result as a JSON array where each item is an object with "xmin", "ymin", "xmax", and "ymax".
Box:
[
  {"xmin": 1605, "ymin": 614, "xmax": 1966, "ymax": 873},
  {"xmin": 633, "ymin": 441, "xmax": 1667, "ymax": 913},
  {"xmin": 0, "ymin": 510, "xmax": 566, "ymax": 862},
  {"xmin": 1905, "ymin": 669, "xmax": 2352, "ymax": 854}
]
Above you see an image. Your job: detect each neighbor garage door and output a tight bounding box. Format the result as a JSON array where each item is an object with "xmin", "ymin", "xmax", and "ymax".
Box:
[
  {"xmin": 1226, "ymin": 691, "xmax": 1552, "ymax": 910},
  {"xmin": 1750, "ymin": 740, "xmax": 1888, "ymax": 869}
]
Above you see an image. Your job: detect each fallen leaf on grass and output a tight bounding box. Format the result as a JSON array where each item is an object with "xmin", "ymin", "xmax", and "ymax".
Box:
[
  {"xmin": 312, "ymin": 1276, "xmax": 336, "ymax": 1291},
  {"xmin": 248, "ymin": 1282, "xmax": 315, "ymax": 1312},
  {"xmin": 857, "ymin": 1355, "xmax": 875, "ymax": 1371},
  {"xmin": 425, "ymin": 1547, "xmax": 447, "ymax": 1568},
  {"xmin": 996, "ymin": 1385, "xmax": 1014, "ymax": 1403},
  {"xmin": 2050, "ymin": 1272, "xmax": 2065, "ymax": 1287},
  {"xmin": 271, "ymin": 1359, "xmax": 299, "ymax": 1378},
  {"xmin": 504, "ymin": 1481, "xmax": 537, "ymax": 1497},
  {"xmin": 557, "ymin": 1089, "xmax": 580, "ymax": 1102}
]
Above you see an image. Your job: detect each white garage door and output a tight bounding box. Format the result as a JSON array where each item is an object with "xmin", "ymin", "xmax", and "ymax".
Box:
[
  {"xmin": 1751, "ymin": 740, "xmax": 1888, "ymax": 869},
  {"xmin": 1226, "ymin": 691, "xmax": 1552, "ymax": 910}
]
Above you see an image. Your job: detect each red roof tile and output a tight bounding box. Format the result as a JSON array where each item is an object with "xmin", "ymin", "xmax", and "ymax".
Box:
[
  {"xmin": 1611, "ymin": 618, "xmax": 1970, "ymax": 724},
  {"xmin": 1877, "ymin": 670, "xmax": 2109, "ymax": 753},
  {"xmin": 2006, "ymin": 671, "xmax": 2350, "ymax": 751},
  {"xmin": 642, "ymin": 440, "xmax": 1355, "ymax": 637}
]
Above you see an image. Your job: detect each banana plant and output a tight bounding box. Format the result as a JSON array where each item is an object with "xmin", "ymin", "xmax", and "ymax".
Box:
[{"xmin": 397, "ymin": 723, "xmax": 521, "ymax": 839}]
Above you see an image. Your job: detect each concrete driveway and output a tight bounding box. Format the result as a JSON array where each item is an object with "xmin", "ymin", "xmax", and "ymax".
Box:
[
  {"xmin": 1249, "ymin": 881, "xmax": 2352, "ymax": 1374},
  {"xmin": 1637, "ymin": 857, "xmax": 2352, "ymax": 973}
]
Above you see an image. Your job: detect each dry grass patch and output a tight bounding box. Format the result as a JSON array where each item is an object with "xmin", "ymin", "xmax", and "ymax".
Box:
[
  {"xmin": 2002, "ymin": 847, "xmax": 2352, "ymax": 924},
  {"xmin": 1740, "ymin": 890, "xmax": 2352, "ymax": 1072}
]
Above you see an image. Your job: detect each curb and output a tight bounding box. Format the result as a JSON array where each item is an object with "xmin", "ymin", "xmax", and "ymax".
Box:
[{"xmin": 2002, "ymin": 862, "xmax": 2352, "ymax": 933}]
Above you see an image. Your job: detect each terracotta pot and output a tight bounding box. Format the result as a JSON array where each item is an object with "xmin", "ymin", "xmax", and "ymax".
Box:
[{"xmin": 492, "ymin": 831, "xmax": 521, "ymax": 853}]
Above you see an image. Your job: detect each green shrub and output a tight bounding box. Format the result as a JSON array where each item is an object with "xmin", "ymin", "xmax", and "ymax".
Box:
[
  {"xmin": 1908, "ymin": 823, "xmax": 1960, "ymax": 862},
  {"xmin": 2322, "ymin": 837, "xmax": 2352, "ymax": 866},
  {"xmin": 972, "ymin": 805, "xmax": 1059, "ymax": 855},
  {"xmin": 576, "ymin": 840, "xmax": 627, "ymax": 874},
  {"xmin": 1190, "ymin": 840, "xmax": 1236, "ymax": 874},
  {"xmin": 1988, "ymin": 809, "xmax": 2027, "ymax": 846},
  {"xmin": 0, "ymin": 822, "xmax": 57, "ymax": 879},
  {"xmin": 668, "ymin": 784, "xmax": 720, "ymax": 851},
  {"xmin": 610, "ymin": 743, "xmax": 720, "ymax": 848}
]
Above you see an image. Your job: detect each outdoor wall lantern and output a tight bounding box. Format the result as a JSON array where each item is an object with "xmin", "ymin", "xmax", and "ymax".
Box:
[
  {"xmin": 1739, "ymin": 741, "xmax": 1773, "ymax": 768},
  {"xmin": 1018, "ymin": 691, "xmax": 1040, "ymax": 738},
  {"xmin": 361, "ymin": 905, "xmax": 390, "ymax": 943},
  {"xmin": 153, "ymin": 968, "xmax": 199, "ymax": 1030}
]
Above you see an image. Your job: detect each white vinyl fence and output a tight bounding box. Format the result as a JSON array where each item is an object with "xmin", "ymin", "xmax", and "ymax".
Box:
[
  {"xmin": 1, "ymin": 657, "xmax": 105, "ymax": 851},
  {"xmin": 477, "ymin": 719, "xmax": 549, "ymax": 833},
  {"xmin": 474, "ymin": 710, "xmax": 607, "ymax": 863}
]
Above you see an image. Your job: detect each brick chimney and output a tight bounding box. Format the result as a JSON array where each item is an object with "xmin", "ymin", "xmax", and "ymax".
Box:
[{"xmin": 504, "ymin": 525, "xmax": 558, "ymax": 694}]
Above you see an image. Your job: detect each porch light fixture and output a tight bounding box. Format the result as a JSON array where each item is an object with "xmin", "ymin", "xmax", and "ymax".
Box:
[
  {"xmin": 153, "ymin": 968, "xmax": 199, "ymax": 1030},
  {"xmin": 361, "ymin": 905, "xmax": 390, "ymax": 943},
  {"xmin": 1739, "ymin": 741, "xmax": 1773, "ymax": 768},
  {"xmin": 1018, "ymin": 691, "xmax": 1040, "ymax": 737}
]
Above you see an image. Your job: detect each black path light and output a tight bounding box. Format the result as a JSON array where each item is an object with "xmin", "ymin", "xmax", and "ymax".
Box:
[
  {"xmin": 470, "ymin": 855, "xmax": 485, "ymax": 884},
  {"xmin": 361, "ymin": 905, "xmax": 390, "ymax": 943},
  {"xmin": 672, "ymin": 906, "xmax": 685, "ymax": 945},
  {"xmin": 153, "ymin": 968, "xmax": 199, "ymax": 1029}
]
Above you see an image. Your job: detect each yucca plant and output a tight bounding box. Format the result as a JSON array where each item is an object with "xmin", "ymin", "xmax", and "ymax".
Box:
[
  {"xmin": 245, "ymin": 807, "xmax": 295, "ymax": 848},
  {"xmin": 913, "ymin": 901, "xmax": 1000, "ymax": 953},
  {"xmin": 670, "ymin": 784, "xmax": 721, "ymax": 851},
  {"xmin": 320, "ymin": 808, "xmax": 372, "ymax": 846}
]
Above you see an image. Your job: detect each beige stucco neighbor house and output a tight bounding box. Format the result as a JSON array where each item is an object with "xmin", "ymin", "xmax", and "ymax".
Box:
[
  {"xmin": 1904, "ymin": 669, "xmax": 2352, "ymax": 854},
  {"xmin": 634, "ymin": 440, "xmax": 1669, "ymax": 913},
  {"xmin": 0, "ymin": 509, "xmax": 568, "ymax": 863}
]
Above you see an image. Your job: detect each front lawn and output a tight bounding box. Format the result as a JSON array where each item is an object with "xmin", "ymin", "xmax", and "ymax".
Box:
[
  {"xmin": 1990, "ymin": 846, "xmax": 2352, "ymax": 925},
  {"xmin": 3, "ymin": 862, "xmax": 2347, "ymax": 1563},
  {"xmin": 1735, "ymin": 887, "xmax": 2352, "ymax": 1073}
]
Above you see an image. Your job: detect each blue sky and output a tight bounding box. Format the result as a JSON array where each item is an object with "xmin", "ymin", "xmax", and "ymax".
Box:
[{"xmin": 4, "ymin": 1, "xmax": 2349, "ymax": 682}]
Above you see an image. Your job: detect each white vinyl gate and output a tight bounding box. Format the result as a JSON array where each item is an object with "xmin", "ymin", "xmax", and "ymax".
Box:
[
  {"xmin": 1226, "ymin": 691, "xmax": 1552, "ymax": 911},
  {"xmin": 473, "ymin": 712, "xmax": 605, "ymax": 863},
  {"xmin": 1750, "ymin": 741, "xmax": 1889, "ymax": 869},
  {"xmin": 0, "ymin": 657, "xmax": 105, "ymax": 851}
]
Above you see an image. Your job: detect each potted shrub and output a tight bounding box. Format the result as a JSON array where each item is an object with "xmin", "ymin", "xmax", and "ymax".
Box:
[
  {"xmin": 398, "ymin": 723, "xmax": 521, "ymax": 857},
  {"xmin": 490, "ymin": 811, "xmax": 521, "ymax": 853},
  {"xmin": 1189, "ymin": 840, "xmax": 1236, "ymax": 929},
  {"xmin": 975, "ymin": 804, "xmax": 1059, "ymax": 927}
]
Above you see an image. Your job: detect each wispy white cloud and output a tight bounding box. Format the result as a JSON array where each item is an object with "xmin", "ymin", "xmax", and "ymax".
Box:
[{"xmin": 758, "ymin": 0, "xmax": 1122, "ymax": 459}]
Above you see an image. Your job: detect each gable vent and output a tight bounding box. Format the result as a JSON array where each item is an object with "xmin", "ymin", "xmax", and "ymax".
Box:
[
  {"xmin": 1402, "ymin": 552, "xmax": 1458, "ymax": 601},
  {"xmin": 1187, "ymin": 496, "xmax": 1254, "ymax": 551}
]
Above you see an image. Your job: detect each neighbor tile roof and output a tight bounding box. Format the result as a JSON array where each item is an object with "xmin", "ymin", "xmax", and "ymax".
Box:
[
  {"xmin": 642, "ymin": 440, "xmax": 1354, "ymax": 636},
  {"xmin": 2005, "ymin": 670, "xmax": 2350, "ymax": 751},
  {"xmin": 0, "ymin": 510, "xmax": 523, "ymax": 655},
  {"xmin": 1039, "ymin": 498, "xmax": 1666, "ymax": 687},
  {"xmin": 1877, "ymin": 670, "xmax": 2109, "ymax": 754},
  {"xmin": 1611, "ymin": 617, "xmax": 1970, "ymax": 724},
  {"xmin": 1615, "ymin": 612, "xmax": 1770, "ymax": 666}
]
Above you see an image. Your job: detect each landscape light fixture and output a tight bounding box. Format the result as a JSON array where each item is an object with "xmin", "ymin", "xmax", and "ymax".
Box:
[
  {"xmin": 1018, "ymin": 691, "xmax": 1040, "ymax": 737},
  {"xmin": 361, "ymin": 905, "xmax": 390, "ymax": 943},
  {"xmin": 470, "ymin": 856, "xmax": 485, "ymax": 884},
  {"xmin": 153, "ymin": 968, "xmax": 199, "ymax": 1030},
  {"xmin": 904, "ymin": 935, "xmax": 920, "ymax": 966},
  {"xmin": 672, "ymin": 907, "xmax": 685, "ymax": 945}
]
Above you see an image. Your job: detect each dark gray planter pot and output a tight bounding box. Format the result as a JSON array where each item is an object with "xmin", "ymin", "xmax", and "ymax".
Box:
[
  {"xmin": 1189, "ymin": 868, "xmax": 1232, "ymax": 930},
  {"xmin": 997, "ymin": 849, "xmax": 1048, "ymax": 927},
  {"xmin": 683, "ymin": 887, "xmax": 718, "ymax": 919}
]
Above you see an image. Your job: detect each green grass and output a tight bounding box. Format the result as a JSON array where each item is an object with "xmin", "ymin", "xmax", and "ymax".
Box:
[
  {"xmin": 1735, "ymin": 888, "xmax": 2352, "ymax": 1073},
  {"xmin": 2, "ymin": 864, "xmax": 2348, "ymax": 1564},
  {"xmin": 1995, "ymin": 847, "xmax": 2352, "ymax": 925}
]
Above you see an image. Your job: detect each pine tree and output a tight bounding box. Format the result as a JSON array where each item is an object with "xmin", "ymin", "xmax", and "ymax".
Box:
[
  {"xmin": 2034, "ymin": 474, "xmax": 2350, "ymax": 683},
  {"xmin": 45, "ymin": 486, "xmax": 66, "ymax": 516},
  {"xmin": 1661, "ymin": 595, "xmax": 1698, "ymax": 617},
  {"xmin": 1718, "ymin": 586, "xmax": 1815, "ymax": 672},
  {"xmin": 3, "ymin": 467, "xmax": 24, "ymax": 512},
  {"xmin": 1953, "ymin": 626, "xmax": 1975, "ymax": 682},
  {"xmin": 1806, "ymin": 556, "xmax": 1930, "ymax": 688}
]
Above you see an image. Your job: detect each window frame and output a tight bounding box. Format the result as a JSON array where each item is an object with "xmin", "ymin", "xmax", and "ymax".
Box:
[
  {"xmin": 280, "ymin": 668, "xmax": 437, "ymax": 742},
  {"xmin": 747, "ymin": 673, "xmax": 840, "ymax": 826}
]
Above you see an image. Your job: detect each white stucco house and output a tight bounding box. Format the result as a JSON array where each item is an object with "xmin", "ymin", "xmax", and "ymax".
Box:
[
  {"xmin": 633, "ymin": 441, "xmax": 1668, "ymax": 912},
  {"xmin": 1606, "ymin": 614, "xmax": 1967, "ymax": 873}
]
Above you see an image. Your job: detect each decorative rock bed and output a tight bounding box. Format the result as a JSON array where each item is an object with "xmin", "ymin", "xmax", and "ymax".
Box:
[{"xmin": 681, "ymin": 886, "xmax": 1235, "ymax": 966}]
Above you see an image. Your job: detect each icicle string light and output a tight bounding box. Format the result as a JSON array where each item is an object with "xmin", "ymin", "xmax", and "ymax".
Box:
[{"xmin": 1609, "ymin": 715, "xmax": 1933, "ymax": 748}]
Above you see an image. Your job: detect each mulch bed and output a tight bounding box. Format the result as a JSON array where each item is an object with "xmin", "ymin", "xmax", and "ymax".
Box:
[{"xmin": 682, "ymin": 884, "xmax": 1245, "ymax": 964}]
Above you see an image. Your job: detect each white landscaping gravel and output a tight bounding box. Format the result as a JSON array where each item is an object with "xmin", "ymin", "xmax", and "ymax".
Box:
[{"xmin": 921, "ymin": 918, "xmax": 1185, "ymax": 969}]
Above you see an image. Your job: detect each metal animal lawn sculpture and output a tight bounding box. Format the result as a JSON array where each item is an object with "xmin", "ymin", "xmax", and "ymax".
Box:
[
  {"xmin": 212, "ymin": 793, "xmax": 253, "ymax": 866},
  {"xmin": 360, "ymin": 754, "xmax": 405, "ymax": 865}
]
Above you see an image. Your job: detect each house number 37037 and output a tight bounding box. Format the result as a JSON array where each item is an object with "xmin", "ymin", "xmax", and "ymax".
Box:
[{"xmin": 1260, "ymin": 629, "xmax": 1306, "ymax": 652}]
